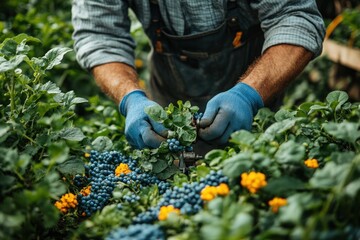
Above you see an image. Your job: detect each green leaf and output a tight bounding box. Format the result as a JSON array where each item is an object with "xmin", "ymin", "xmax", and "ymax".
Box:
[
  {"xmin": 145, "ymin": 105, "xmax": 167, "ymax": 123},
  {"xmin": 264, "ymin": 176, "xmax": 305, "ymax": 195},
  {"xmin": 31, "ymin": 47, "xmax": 72, "ymax": 71},
  {"xmin": 156, "ymin": 164, "xmax": 179, "ymax": 180},
  {"xmin": 274, "ymin": 109, "xmax": 296, "ymax": 121},
  {"xmin": 59, "ymin": 127, "xmax": 86, "ymax": 141},
  {"xmin": 92, "ymin": 136, "xmax": 113, "ymax": 151},
  {"xmin": 0, "ymin": 39, "xmax": 17, "ymax": 57},
  {"xmin": 229, "ymin": 130, "xmax": 256, "ymax": 146},
  {"xmin": 223, "ymin": 152, "xmax": 252, "ymax": 178},
  {"xmin": 48, "ymin": 142, "xmax": 69, "ymax": 164},
  {"xmin": 0, "ymin": 55, "xmax": 27, "ymax": 72},
  {"xmin": 56, "ymin": 158, "xmax": 85, "ymax": 176},
  {"xmin": 275, "ymin": 140, "xmax": 305, "ymax": 164},
  {"xmin": 326, "ymin": 90, "xmax": 349, "ymax": 111},
  {"xmin": 309, "ymin": 162, "xmax": 350, "ymax": 189},
  {"xmin": 151, "ymin": 159, "xmax": 168, "ymax": 174},
  {"xmin": 40, "ymin": 81, "xmax": 62, "ymax": 94},
  {"xmin": 262, "ymin": 119, "xmax": 297, "ymax": 141},
  {"xmin": 323, "ymin": 122, "xmax": 360, "ymax": 144},
  {"xmin": 345, "ymin": 178, "xmax": 360, "ymax": 198}
]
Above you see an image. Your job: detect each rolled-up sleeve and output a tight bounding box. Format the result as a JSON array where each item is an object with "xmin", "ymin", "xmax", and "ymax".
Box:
[
  {"xmin": 72, "ymin": 0, "xmax": 135, "ymax": 70},
  {"xmin": 250, "ymin": 0, "xmax": 325, "ymax": 57}
]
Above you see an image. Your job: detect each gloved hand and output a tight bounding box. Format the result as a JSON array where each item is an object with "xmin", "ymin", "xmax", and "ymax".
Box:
[
  {"xmin": 119, "ymin": 90, "xmax": 167, "ymax": 149},
  {"xmin": 198, "ymin": 83, "xmax": 263, "ymax": 145}
]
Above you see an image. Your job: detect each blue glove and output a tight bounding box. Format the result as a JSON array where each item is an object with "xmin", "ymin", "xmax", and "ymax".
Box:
[
  {"xmin": 198, "ymin": 83, "xmax": 263, "ymax": 145},
  {"xmin": 119, "ymin": 90, "xmax": 167, "ymax": 149}
]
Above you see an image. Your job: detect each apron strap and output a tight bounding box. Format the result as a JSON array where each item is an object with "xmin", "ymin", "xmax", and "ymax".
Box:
[{"xmin": 150, "ymin": 0, "xmax": 164, "ymax": 53}]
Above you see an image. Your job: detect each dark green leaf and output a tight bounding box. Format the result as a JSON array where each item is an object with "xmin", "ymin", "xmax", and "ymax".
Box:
[
  {"xmin": 223, "ymin": 152, "xmax": 252, "ymax": 178},
  {"xmin": 92, "ymin": 136, "xmax": 113, "ymax": 151},
  {"xmin": 264, "ymin": 176, "xmax": 305, "ymax": 195},
  {"xmin": 275, "ymin": 140, "xmax": 305, "ymax": 164},
  {"xmin": 151, "ymin": 159, "xmax": 168, "ymax": 174},
  {"xmin": 56, "ymin": 158, "xmax": 85, "ymax": 176},
  {"xmin": 323, "ymin": 122, "xmax": 360, "ymax": 144},
  {"xmin": 156, "ymin": 164, "xmax": 179, "ymax": 180},
  {"xmin": 59, "ymin": 127, "xmax": 86, "ymax": 141},
  {"xmin": 326, "ymin": 91, "xmax": 349, "ymax": 111}
]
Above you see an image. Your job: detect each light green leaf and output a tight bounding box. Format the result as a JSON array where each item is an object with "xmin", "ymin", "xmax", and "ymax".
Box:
[{"xmin": 145, "ymin": 105, "xmax": 167, "ymax": 123}]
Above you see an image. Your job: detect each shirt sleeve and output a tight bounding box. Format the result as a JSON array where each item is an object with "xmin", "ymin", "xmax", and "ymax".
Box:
[
  {"xmin": 72, "ymin": 0, "xmax": 136, "ymax": 70},
  {"xmin": 250, "ymin": 0, "xmax": 326, "ymax": 57}
]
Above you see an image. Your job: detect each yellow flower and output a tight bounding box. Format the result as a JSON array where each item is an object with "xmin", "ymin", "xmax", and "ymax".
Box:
[
  {"xmin": 200, "ymin": 186, "xmax": 218, "ymax": 201},
  {"xmin": 80, "ymin": 186, "xmax": 91, "ymax": 196},
  {"xmin": 135, "ymin": 59, "xmax": 144, "ymax": 68},
  {"xmin": 201, "ymin": 183, "xmax": 230, "ymax": 201},
  {"xmin": 216, "ymin": 183, "xmax": 230, "ymax": 196},
  {"xmin": 54, "ymin": 193, "xmax": 78, "ymax": 213},
  {"xmin": 240, "ymin": 172, "xmax": 267, "ymax": 194},
  {"xmin": 115, "ymin": 163, "xmax": 132, "ymax": 176},
  {"xmin": 158, "ymin": 205, "xmax": 180, "ymax": 221},
  {"xmin": 84, "ymin": 152, "xmax": 90, "ymax": 158},
  {"xmin": 268, "ymin": 197, "xmax": 287, "ymax": 213},
  {"xmin": 304, "ymin": 158, "xmax": 319, "ymax": 168}
]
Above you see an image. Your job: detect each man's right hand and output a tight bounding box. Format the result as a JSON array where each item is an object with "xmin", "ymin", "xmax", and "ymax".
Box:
[{"xmin": 119, "ymin": 90, "xmax": 168, "ymax": 149}]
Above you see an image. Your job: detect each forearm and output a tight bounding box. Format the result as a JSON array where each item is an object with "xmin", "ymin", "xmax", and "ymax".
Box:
[
  {"xmin": 92, "ymin": 62, "xmax": 141, "ymax": 105},
  {"xmin": 240, "ymin": 44, "xmax": 313, "ymax": 105}
]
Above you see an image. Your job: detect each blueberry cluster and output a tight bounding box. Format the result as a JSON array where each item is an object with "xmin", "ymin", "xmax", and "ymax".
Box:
[
  {"xmin": 73, "ymin": 174, "xmax": 88, "ymax": 187},
  {"xmin": 78, "ymin": 150, "xmax": 170, "ymax": 216},
  {"xmin": 123, "ymin": 194, "xmax": 140, "ymax": 203},
  {"xmin": 167, "ymin": 138, "xmax": 184, "ymax": 152},
  {"xmin": 193, "ymin": 112, "xmax": 203, "ymax": 120},
  {"xmin": 133, "ymin": 170, "xmax": 228, "ymax": 224},
  {"xmin": 106, "ymin": 224, "xmax": 165, "ymax": 240}
]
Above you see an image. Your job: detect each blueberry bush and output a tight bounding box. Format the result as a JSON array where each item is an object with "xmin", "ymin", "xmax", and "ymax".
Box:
[{"xmin": 1, "ymin": 1, "xmax": 360, "ymax": 240}]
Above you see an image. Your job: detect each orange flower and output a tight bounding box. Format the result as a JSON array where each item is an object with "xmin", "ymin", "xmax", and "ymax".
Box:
[
  {"xmin": 201, "ymin": 186, "xmax": 218, "ymax": 201},
  {"xmin": 115, "ymin": 163, "xmax": 132, "ymax": 176},
  {"xmin": 54, "ymin": 193, "xmax": 78, "ymax": 213},
  {"xmin": 201, "ymin": 183, "xmax": 230, "ymax": 201},
  {"xmin": 80, "ymin": 186, "xmax": 91, "ymax": 196},
  {"xmin": 216, "ymin": 183, "xmax": 230, "ymax": 196},
  {"xmin": 304, "ymin": 158, "xmax": 319, "ymax": 168},
  {"xmin": 240, "ymin": 172, "xmax": 267, "ymax": 193},
  {"xmin": 158, "ymin": 205, "xmax": 180, "ymax": 221},
  {"xmin": 268, "ymin": 197, "xmax": 287, "ymax": 213}
]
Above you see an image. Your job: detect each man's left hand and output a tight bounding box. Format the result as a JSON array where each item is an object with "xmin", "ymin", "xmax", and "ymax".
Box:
[{"xmin": 198, "ymin": 83, "xmax": 263, "ymax": 145}]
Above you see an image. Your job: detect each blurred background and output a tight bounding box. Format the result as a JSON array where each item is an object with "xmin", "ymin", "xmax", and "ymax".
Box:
[{"xmin": 1, "ymin": 0, "xmax": 359, "ymax": 108}]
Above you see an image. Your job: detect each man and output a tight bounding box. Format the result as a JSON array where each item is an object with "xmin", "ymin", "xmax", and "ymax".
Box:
[{"xmin": 72, "ymin": 0, "xmax": 325, "ymax": 151}]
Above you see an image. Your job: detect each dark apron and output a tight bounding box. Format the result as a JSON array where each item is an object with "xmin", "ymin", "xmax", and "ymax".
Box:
[
  {"xmin": 145, "ymin": 0, "xmax": 265, "ymax": 155},
  {"xmin": 146, "ymin": 0, "xmax": 264, "ymax": 111}
]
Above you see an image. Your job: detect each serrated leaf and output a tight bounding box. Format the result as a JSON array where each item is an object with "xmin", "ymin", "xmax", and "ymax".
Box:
[
  {"xmin": 31, "ymin": 47, "xmax": 72, "ymax": 71},
  {"xmin": 59, "ymin": 128, "xmax": 86, "ymax": 141},
  {"xmin": 40, "ymin": 81, "xmax": 62, "ymax": 94},
  {"xmin": 71, "ymin": 97, "xmax": 88, "ymax": 104},
  {"xmin": 145, "ymin": 105, "xmax": 168, "ymax": 123},
  {"xmin": 0, "ymin": 55, "xmax": 27, "ymax": 72}
]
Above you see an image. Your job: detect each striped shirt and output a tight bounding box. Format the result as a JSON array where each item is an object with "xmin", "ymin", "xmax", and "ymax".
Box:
[{"xmin": 72, "ymin": 0, "xmax": 325, "ymax": 70}]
